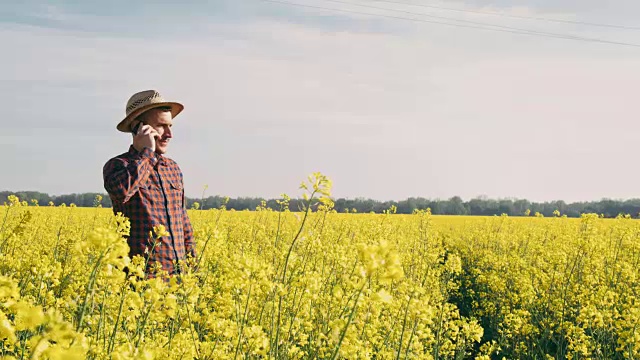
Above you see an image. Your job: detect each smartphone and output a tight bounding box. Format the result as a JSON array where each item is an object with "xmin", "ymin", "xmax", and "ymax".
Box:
[{"xmin": 131, "ymin": 121, "xmax": 142, "ymax": 135}]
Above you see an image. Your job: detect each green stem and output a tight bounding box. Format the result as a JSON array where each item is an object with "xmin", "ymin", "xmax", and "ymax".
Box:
[
  {"xmin": 135, "ymin": 301, "xmax": 154, "ymax": 349},
  {"xmin": 97, "ymin": 290, "xmax": 108, "ymax": 350},
  {"xmin": 404, "ymin": 318, "xmax": 419, "ymax": 359},
  {"xmin": 0, "ymin": 206, "xmax": 11, "ymax": 236},
  {"xmin": 195, "ymin": 233, "xmax": 213, "ymax": 271},
  {"xmin": 234, "ymin": 283, "xmax": 253, "ymax": 360},
  {"xmin": 273, "ymin": 209, "xmax": 284, "ymax": 266},
  {"xmin": 274, "ymin": 191, "xmax": 316, "ymax": 357},
  {"xmin": 76, "ymin": 251, "xmax": 107, "ymax": 331},
  {"xmin": 396, "ymin": 294, "xmax": 414, "ymax": 360},
  {"xmin": 281, "ymin": 191, "xmax": 316, "ymax": 283},
  {"xmin": 107, "ymin": 282, "xmax": 128, "ymax": 354},
  {"xmin": 185, "ymin": 299, "xmax": 201, "ymax": 359},
  {"xmin": 433, "ymin": 302, "xmax": 446, "ymax": 360},
  {"xmin": 329, "ymin": 282, "xmax": 365, "ymax": 360}
]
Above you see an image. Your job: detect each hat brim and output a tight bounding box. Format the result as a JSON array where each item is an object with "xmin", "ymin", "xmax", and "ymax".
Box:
[{"xmin": 117, "ymin": 102, "xmax": 184, "ymax": 133}]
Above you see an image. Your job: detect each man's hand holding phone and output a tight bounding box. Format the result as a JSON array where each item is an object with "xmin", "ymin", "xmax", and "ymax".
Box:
[{"xmin": 133, "ymin": 123, "xmax": 159, "ymax": 153}]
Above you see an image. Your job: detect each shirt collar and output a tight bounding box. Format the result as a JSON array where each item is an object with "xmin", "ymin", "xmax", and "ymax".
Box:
[{"xmin": 128, "ymin": 145, "xmax": 168, "ymax": 166}]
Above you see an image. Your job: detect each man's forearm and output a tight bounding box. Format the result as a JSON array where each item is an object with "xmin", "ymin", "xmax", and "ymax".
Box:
[{"xmin": 103, "ymin": 147, "xmax": 158, "ymax": 203}]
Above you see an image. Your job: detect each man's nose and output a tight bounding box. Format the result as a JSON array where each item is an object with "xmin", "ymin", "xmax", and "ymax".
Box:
[{"xmin": 164, "ymin": 126, "xmax": 172, "ymax": 138}]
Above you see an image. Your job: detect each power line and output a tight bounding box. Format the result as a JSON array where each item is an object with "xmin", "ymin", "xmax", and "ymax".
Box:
[
  {"xmin": 372, "ymin": 0, "xmax": 640, "ymax": 31},
  {"xmin": 320, "ymin": 0, "xmax": 614, "ymax": 43},
  {"xmin": 261, "ymin": 0, "xmax": 640, "ymax": 48}
]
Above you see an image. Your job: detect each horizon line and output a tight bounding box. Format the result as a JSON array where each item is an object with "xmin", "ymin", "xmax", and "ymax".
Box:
[{"xmin": 3, "ymin": 189, "xmax": 640, "ymax": 205}]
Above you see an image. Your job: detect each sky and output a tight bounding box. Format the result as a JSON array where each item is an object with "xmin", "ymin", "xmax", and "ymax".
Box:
[{"xmin": 1, "ymin": 0, "xmax": 640, "ymax": 203}]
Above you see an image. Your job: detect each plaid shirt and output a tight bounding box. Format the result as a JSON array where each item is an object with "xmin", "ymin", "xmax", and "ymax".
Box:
[{"xmin": 103, "ymin": 145, "xmax": 195, "ymax": 276}]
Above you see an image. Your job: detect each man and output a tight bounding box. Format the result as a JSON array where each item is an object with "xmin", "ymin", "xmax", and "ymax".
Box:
[{"xmin": 103, "ymin": 90, "xmax": 196, "ymax": 278}]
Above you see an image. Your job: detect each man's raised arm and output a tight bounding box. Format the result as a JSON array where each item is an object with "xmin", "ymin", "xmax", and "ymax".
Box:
[{"xmin": 103, "ymin": 147, "xmax": 158, "ymax": 203}]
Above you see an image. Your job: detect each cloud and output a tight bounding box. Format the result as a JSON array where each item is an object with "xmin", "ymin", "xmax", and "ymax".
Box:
[
  {"xmin": 31, "ymin": 4, "xmax": 69, "ymax": 21},
  {"xmin": 2, "ymin": 1, "xmax": 640, "ymax": 202}
]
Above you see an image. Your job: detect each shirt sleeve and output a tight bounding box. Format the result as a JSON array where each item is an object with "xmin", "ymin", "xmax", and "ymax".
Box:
[
  {"xmin": 103, "ymin": 147, "xmax": 158, "ymax": 204},
  {"xmin": 182, "ymin": 188, "xmax": 196, "ymax": 259}
]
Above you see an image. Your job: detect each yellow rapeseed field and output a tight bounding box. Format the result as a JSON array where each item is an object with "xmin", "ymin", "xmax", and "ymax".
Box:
[{"xmin": 1, "ymin": 173, "xmax": 639, "ymax": 359}]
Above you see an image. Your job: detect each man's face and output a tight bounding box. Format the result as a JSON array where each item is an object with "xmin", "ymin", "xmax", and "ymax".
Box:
[{"xmin": 143, "ymin": 108, "xmax": 174, "ymax": 155}]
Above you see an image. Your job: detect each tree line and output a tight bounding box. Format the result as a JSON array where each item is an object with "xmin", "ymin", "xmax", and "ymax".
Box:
[{"xmin": 3, "ymin": 191, "xmax": 640, "ymax": 218}]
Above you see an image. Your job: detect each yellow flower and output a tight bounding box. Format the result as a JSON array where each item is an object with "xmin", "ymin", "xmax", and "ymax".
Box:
[
  {"xmin": 373, "ymin": 289, "xmax": 393, "ymax": 304},
  {"xmin": 12, "ymin": 302, "xmax": 44, "ymax": 331},
  {"xmin": 0, "ymin": 174, "xmax": 636, "ymax": 359},
  {"xmin": 42, "ymin": 346, "xmax": 86, "ymax": 360},
  {"xmin": 0, "ymin": 312, "xmax": 16, "ymax": 343},
  {"xmin": 153, "ymin": 224, "xmax": 170, "ymax": 238}
]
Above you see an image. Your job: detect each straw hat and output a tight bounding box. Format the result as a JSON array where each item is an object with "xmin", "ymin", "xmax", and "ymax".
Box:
[{"xmin": 117, "ymin": 90, "xmax": 184, "ymax": 132}]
